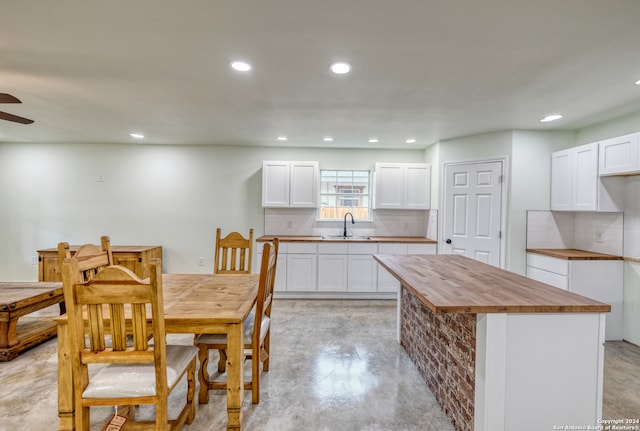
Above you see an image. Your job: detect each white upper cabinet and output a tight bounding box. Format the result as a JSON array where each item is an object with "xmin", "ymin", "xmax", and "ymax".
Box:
[
  {"xmin": 262, "ymin": 161, "xmax": 319, "ymax": 208},
  {"xmin": 551, "ymin": 148, "xmax": 573, "ymax": 211},
  {"xmin": 598, "ymin": 132, "xmax": 640, "ymax": 176},
  {"xmin": 374, "ymin": 163, "xmax": 431, "ymax": 209},
  {"xmin": 551, "ymin": 143, "xmax": 623, "ymax": 212},
  {"xmin": 573, "ymin": 143, "xmax": 599, "ymax": 211}
]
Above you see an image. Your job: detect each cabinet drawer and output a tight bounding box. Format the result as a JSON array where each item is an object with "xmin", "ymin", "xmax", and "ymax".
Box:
[
  {"xmin": 348, "ymin": 243, "xmax": 378, "ymax": 255},
  {"xmin": 407, "ymin": 243, "xmax": 436, "ymax": 254},
  {"xmin": 378, "ymin": 243, "xmax": 408, "ymax": 254},
  {"xmin": 287, "ymin": 243, "xmax": 317, "ymax": 254},
  {"xmin": 526, "ymin": 253, "xmax": 568, "ymax": 276},
  {"xmin": 526, "ymin": 266, "xmax": 569, "ymax": 290},
  {"xmin": 318, "ymin": 243, "xmax": 348, "ymax": 254}
]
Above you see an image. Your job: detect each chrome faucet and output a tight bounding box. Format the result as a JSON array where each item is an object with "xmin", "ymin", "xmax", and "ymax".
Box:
[{"xmin": 343, "ymin": 212, "xmax": 354, "ymax": 237}]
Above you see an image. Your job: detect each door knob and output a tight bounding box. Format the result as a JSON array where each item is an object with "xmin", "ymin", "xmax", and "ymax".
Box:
[{"xmin": 445, "ymin": 238, "xmax": 452, "ymax": 244}]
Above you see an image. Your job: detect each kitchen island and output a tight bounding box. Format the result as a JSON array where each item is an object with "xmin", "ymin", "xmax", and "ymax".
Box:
[{"xmin": 374, "ymin": 254, "xmax": 610, "ymax": 431}]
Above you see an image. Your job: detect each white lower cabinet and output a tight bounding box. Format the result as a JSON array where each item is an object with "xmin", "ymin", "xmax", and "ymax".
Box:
[
  {"xmin": 347, "ymin": 243, "xmax": 378, "ymax": 292},
  {"xmin": 286, "ymin": 243, "xmax": 317, "ymax": 292},
  {"xmin": 526, "ymin": 252, "xmax": 623, "ymax": 340},
  {"xmin": 318, "ymin": 243, "xmax": 348, "ymax": 292},
  {"xmin": 267, "ymin": 240, "xmax": 436, "ymax": 297}
]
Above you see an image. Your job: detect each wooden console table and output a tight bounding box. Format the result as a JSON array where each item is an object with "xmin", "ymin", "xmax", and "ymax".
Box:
[
  {"xmin": 37, "ymin": 245, "xmax": 162, "ymax": 281},
  {"xmin": 0, "ymin": 282, "xmax": 64, "ymax": 361}
]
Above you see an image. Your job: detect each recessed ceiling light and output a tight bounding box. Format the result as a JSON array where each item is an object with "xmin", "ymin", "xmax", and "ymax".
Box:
[
  {"xmin": 368, "ymin": 138, "xmax": 379, "ymax": 143},
  {"xmin": 323, "ymin": 136, "xmax": 334, "ymax": 142},
  {"xmin": 540, "ymin": 114, "xmax": 563, "ymax": 123},
  {"xmin": 129, "ymin": 133, "xmax": 144, "ymax": 139},
  {"xmin": 405, "ymin": 138, "xmax": 417, "ymax": 144},
  {"xmin": 636, "ymin": 79, "xmax": 640, "ymax": 85},
  {"xmin": 277, "ymin": 136, "xmax": 288, "ymax": 141},
  {"xmin": 330, "ymin": 62, "xmax": 351, "ymax": 75},
  {"xmin": 230, "ymin": 61, "xmax": 251, "ymax": 72}
]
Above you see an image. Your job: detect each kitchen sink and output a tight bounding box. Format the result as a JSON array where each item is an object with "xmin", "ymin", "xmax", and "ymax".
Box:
[{"xmin": 321, "ymin": 235, "xmax": 373, "ymax": 240}]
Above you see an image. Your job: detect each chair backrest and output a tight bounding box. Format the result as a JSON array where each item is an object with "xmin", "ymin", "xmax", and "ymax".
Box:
[
  {"xmin": 58, "ymin": 236, "xmax": 114, "ymax": 281},
  {"xmin": 214, "ymin": 228, "xmax": 254, "ymax": 274},
  {"xmin": 61, "ymin": 257, "xmax": 168, "ymax": 391},
  {"xmin": 253, "ymin": 238, "xmax": 279, "ymax": 344}
]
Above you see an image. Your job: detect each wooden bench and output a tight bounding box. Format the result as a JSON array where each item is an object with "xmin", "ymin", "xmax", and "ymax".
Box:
[{"xmin": 0, "ymin": 282, "xmax": 64, "ymax": 361}]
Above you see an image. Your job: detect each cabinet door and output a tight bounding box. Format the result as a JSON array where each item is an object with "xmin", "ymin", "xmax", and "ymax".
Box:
[
  {"xmin": 286, "ymin": 254, "xmax": 317, "ymax": 291},
  {"xmin": 572, "ymin": 143, "xmax": 598, "ymax": 211},
  {"xmin": 262, "ymin": 161, "xmax": 290, "ymax": 207},
  {"xmin": 569, "ymin": 260, "xmax": 623, "ymax": 340},
  {"xmin": 274, "ymin": 253, "xmax": 287, "ymax": 291},
  {"xmin": 290, "ymin": 162, "xmax": 319, "ymax": 207},
  {"xmin": 348, "ymin": 254, "xmax": 378, "ymax": 292},
  {"xmin": 550, "ymin": 148, "xmax": 573, "ymax": 211},
  {"xmin": 404, "ymin": 164, "xmax": 431, "ymax": 209},
  {"xmin": 317, "ymin": 254, "xmax": 348, "ymax": 292},
  {"xmin": 260, "ymin": 245, "xmax": 287, "ymax": 292},
  {"xmin": 377, "ymin": 243, "xmax": 407, "ymax": 292},
  {"xmin": 598, "ymin": 133, "xmax": 639, "ymax": 176},
  {"xmin": 39, "ymin": 253, "xmax": 61, "ymax": 281},
  {"xmin": 374, "ymin": 163, "xmax": 404, "ymax": 209}
]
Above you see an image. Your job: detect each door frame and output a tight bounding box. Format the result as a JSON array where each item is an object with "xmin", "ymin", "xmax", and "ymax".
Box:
[{"xmin": 440, "ymin": 157, "xmax": 508, "ymax": 269}]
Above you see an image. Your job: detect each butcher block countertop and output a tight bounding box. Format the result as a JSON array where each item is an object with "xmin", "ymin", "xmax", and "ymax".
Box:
[
  {"xmin": 256, "ymin": 235, "xmax": 436, "ymax": 243},
  {"xmin": 526, "ymin": 248, "xmax": 623, "ymax": 260},
  {"xmin": 374, "ymin": 254, "xmax": 611, "ymax": 314}
]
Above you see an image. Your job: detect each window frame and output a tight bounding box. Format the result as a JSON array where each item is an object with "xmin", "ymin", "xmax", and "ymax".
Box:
[{"xmin": 318, "ymin": 169, "xmax": 372, "ymax": 221}]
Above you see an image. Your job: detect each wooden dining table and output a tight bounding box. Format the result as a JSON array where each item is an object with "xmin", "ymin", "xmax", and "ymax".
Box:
[{"xmin": 56, "ymin": 272, "xmax": 260, "ymax": 431}]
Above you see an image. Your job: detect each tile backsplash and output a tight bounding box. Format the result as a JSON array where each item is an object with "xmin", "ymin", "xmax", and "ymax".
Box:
[
  {"xmin": 264, "ymin": 208, "xmax": 437, "ymax": 239},
  {"xmin": 526, "ymin": 210, "xmax": 623, "ymax": 256}
]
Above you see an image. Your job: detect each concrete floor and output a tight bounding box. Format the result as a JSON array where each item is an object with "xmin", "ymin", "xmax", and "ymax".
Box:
[{"xmin": 1, "ymin": 300, "xmax": 639, "ymax": 431}]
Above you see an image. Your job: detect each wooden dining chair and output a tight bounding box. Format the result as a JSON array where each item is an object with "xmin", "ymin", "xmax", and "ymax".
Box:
[
  {"xmin": 61, "ymin": 257, "xmax": 198, "ymax": 431},
  {"xmin": 196, "ymin": 238, "xmax": 279, "ymax": 405},
  {"xmin": 214, "ymin": 228, "xmax": 254, "ymax": 274},
  {"xmin": 58, "ymin": 235, "xmax": 114, "ymax": 281}
]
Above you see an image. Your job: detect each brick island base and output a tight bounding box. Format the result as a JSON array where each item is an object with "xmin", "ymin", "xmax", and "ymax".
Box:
[
  {"xmin": 395, "ymin": 286, "xmax": 607, "ymax": 431},
  {"xmin": 401, "ymin": 287, "xmax": 476, "ymax": 431}
]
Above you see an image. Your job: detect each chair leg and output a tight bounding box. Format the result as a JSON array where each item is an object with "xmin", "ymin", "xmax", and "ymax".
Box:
[
  {"xmin": 186, "ymin": 357, "xmax": 196, "ymax": 424},
  {"xmin": 197, "ymin": 344, "xmax": 211, "ymax": 404},
  {"xmin": 75, "ymin": 405, "xmax": 89, "ymax": 431},
  {"xmin": 217, "ymin": 348, "xmax": 227, "ymax": 372},
  {"xmin": 263, "ymin": 332, "xmax": 271, "ymax": 372},
  {"xmin": 252, "ymin": 346, "xmax": 260, "ymax": 404}
]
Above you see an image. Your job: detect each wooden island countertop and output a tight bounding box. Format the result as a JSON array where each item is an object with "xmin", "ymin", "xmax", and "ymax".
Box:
[{"xmin": 374, "ymin": 254, "xmax": 610, "ymax": 314}]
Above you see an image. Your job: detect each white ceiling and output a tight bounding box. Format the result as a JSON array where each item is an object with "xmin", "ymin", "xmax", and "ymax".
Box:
[{"xmin": 2, "ymin": 0, "xmax": 640, "ymax": 149}]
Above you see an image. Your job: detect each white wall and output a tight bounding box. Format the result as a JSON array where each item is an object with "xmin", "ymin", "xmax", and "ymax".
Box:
[
  {"xmin": 433, "ymin": 130, "xmax": 574, "ymax": 274},
  {"xmin": 509, "ymin": 130, "xmax": 576, "ymax": 272},
  {"xmin": 0, "ymin": 142, "xmax": 425, "ymax": 280}
]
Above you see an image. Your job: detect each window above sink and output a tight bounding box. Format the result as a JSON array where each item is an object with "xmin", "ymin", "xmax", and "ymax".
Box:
[{"xmin": 319, "ymin": 169, "xmax": 371, "ymax": 221}]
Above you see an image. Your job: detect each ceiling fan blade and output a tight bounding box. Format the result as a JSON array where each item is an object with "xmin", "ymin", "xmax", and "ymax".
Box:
[
  {"xmin": 0, "ymin": 111, "xmax": 34, "ymax": 124},
  {"xmin": 0, "ymin": 93, "xmax": 22, "ymax": 104}
]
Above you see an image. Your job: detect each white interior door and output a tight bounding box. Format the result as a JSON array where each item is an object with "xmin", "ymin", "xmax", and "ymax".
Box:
[{"xmin": 443, "ymin": 160, "xmax": 503, "ymax": 267}]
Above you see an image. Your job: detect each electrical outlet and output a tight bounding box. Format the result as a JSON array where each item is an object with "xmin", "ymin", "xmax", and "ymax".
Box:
[
  {"xmin": 403, "ymin": 222, "xmax": 409, "ymax": 231},
  {"xmin": 287, "ymin": 220, "xmax": 293, "ymax": 229},
  {"xmin": 31, "ymin": 255, "xmax": 37, "ymax": 265},
  {"xmin": 97, "ymin": 174, "xmax": 106, "ymax": 182},
  {"xmin": 596, "ymin": 231, "xmax": 604, "ymax": 243},
  {"xmin": 197, "ymin": 256, "xmax": 205, "ymax": 266}
]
